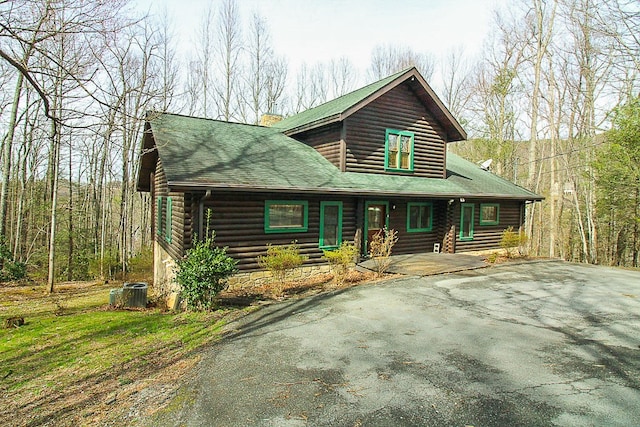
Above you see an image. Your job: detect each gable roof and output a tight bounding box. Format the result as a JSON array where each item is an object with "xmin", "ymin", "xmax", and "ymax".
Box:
[
  {"xmin": 275, "ymin": 67, "xmax": 467, "ymax": 142},
  {"xmin": 138, "ymin": 112, "xmax": 540, "ymax": 201}
]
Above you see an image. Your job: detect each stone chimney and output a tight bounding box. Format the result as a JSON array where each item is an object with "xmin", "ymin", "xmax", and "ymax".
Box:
[{"xmin": 259, "ymin": 113, "xmax": 283, "ymax": 127}]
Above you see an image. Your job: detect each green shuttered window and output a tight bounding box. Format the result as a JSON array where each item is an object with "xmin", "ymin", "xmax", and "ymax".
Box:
[
  {"xmin": 385, "ymin": 129, "xmax": 414, "ymax": 172},
  {"xmin": 265, "ymin": 200, "xmax": 308, "ymax": 233},
  {"xmin": 319, "ymin": 201, "xmax": 343, "ymax": 249},
  {"xmin": 407, "ymin": 202, "xmax": 433, "ymax": 232},
  {"xmin": 156, "ymin": 196, "xmax": 163, "ymax": 236},
  {"xmin": 165, "ymin": 196, "xmax": 172, "ymax": 243}
]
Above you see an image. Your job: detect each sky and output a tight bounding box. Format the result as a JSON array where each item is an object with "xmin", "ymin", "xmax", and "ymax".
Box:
[{"xmin": 135, "ymin": 0, "xmax": 508, "ymax": 82}]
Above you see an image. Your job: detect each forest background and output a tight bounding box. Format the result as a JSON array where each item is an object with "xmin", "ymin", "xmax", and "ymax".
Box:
[{"xmin": 0, "ymin": 0, "xmax": 638, "ymax": 291}]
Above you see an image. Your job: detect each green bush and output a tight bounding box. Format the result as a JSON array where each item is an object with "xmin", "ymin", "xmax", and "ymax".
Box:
[
  {"xmin": 322, "ymin": 241, "xmax": 358, "ymax": 283},
  {"xmin": 500, "ymin": 226, "xmax": 528, "ymax": 258},
  {"xmin": 0, "ymin": 239, "xmax": 27, "ymax": 282},
  {"xmin": 175, "ymin": 234, "xmax": 237, "ymax": 311},
  {"xmin": 257, "ymin": 242, "xmax": 308, "ymax": 287},
  {"xmin": 128, "ymin": 247, "xmax": 153, "ymax": 280},
  {"xmin": 88, "ymin": 251, "xmax": 120, "ymax": 280}
]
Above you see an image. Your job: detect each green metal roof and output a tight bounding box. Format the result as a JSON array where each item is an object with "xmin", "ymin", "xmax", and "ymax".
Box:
[{"xmin": 147, "ymin": 113, "xmax": 541, "ymax": 200}]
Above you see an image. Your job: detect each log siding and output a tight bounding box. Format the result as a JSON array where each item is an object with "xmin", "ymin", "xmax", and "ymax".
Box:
[
  {"xmin": 292, "ymin": 123, "xmax": 342, "ymax": 168},
  {"xmin": 198, "ymin": 192, "xmax": 357, "ymax": 271},
  {"xmin": 454, "ymin": 200, "xmax": 524, "ymax": 252},
  {"xmin": 154, "ymin": 158, "xmax": 186, "ymax": 261},
  {"xmin": 345, "ymin": 81, "xmax": 447, "ymax": 178}
]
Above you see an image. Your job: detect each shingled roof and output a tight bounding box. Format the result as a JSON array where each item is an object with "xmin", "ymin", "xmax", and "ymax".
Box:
[
  {"xmin": 138, "ymin": 113, "xmax": 541, "ymax": 201},
  {"xmin": 275, "ymin": 67, "xmax": 466, "ymax": 142}
]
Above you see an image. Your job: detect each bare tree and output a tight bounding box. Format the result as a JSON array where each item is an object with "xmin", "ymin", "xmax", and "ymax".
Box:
[
  {"xmin": 440, "ymin": 46, "xmax": 473, "ymax": 120},
  {"xmin": 367, "ymin": 44, "xmax": 435, "ymax": 81},
  {"xmin": 214, "ymin": 0, "xmax": 242, "ymax": 121}
]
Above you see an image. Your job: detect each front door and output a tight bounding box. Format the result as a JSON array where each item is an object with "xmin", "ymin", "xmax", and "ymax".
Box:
[{"xmin": 366, "ymin": 202, "xmax": 388, "ymax": 253}]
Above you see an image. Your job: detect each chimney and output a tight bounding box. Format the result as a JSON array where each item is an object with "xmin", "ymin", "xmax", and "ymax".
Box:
[{"xmin": 259, "ymin": 113, "xmax": 283, "ymax": 127}]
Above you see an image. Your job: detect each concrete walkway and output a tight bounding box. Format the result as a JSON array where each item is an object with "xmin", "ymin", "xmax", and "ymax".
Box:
[{"xmin": 358, "ymin": 252, "xmax": 488, "ymax": 276}]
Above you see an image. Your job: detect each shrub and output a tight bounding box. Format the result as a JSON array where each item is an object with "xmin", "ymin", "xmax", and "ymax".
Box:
[
  {"xmin": 128, "ymin": 247, "xmax": 153, "ymax": 280},
  {"xmin": 257, "ymin": 242, "xmax": 308, "ymax": 292},
  {"xmin": 368, "ymin": 228, "xmax": 398, "ymax": 276},
  {"xmin": 88, "ymin": 251, "xmax": 120, "ymax": 280},
  {"xmin": 322, "ymin": 241, "xmax": 358, "ymax": 284},
  {"xmin": 175, "ymin": 233, "xmax": 237, "ymax": 311},
  {"xmin": 500, "ymin": 226, "xmax": 528, "ymax": 258},
  {"xmin": 0, "ymin": 239, "xmax": 27, "ymax": 282}
]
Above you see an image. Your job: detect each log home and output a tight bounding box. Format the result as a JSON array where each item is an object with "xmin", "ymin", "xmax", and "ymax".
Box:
[{"xmin": 136, "ymin": 67, "xmax": 542, "ymax": 292}]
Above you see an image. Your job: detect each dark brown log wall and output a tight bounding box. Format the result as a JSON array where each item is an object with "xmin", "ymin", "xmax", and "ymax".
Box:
[
  {"xmin": 389, "ymin": 200, "xmax": 448, "ymax": 255},
  {"xmin": 292, "ymin": 123, "xmax": 342, "ymax": 168},
  {"xmin": 454, "ymin": 200, "xmax": 524, "ymax": 252},
  {"xmin": 154, "ymin": 158, "xmax": 186, "ymax": 260},
  {"xmin": 345, "ymin": 81, "xmax": 447, "ymax": 178},
  {"xmin": 200, "ymin": 192, "xmax": 357, "ymax": 271}
]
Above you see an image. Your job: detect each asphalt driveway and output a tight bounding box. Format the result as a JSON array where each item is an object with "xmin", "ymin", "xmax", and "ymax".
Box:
[{"xmin": 148, "ymin": 260, "xmax": 640, "ymax": 426}]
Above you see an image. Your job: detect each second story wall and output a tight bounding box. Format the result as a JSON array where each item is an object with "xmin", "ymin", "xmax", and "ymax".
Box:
[{"xmin": 344, "ymin": 81, "xmax": 447, "ymax": 178}]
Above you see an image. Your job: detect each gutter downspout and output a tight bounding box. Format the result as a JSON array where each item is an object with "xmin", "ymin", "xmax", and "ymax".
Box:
[{"xmin": 198, "ymin": 190, "xmax": 213, "ymax": 240}]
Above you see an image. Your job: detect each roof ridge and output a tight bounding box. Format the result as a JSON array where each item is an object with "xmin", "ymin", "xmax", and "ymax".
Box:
[
  {"xmin": 274, "ymin": 67, "xmax": 416, "ymax": 132},
  {"xmin": 146, "ymin": 111, "xmax": 272, "ymax": 129}
]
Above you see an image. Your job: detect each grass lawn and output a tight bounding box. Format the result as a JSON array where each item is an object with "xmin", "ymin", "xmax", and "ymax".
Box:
[
  {"xmin": 0, "ymin": 280, "xmax": 243, "ymax": 426},
  {"xmin": 0, "ymin": 269, "xmax": 376, "ymax": 426}
]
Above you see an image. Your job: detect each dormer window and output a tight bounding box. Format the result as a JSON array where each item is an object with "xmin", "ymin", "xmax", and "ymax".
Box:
[{"xmin": 385, "ymin": 129, "xmax": 414, "ymax": 172}]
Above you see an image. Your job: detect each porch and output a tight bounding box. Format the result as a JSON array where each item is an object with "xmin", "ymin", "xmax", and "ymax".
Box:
[{"xmin": 357, "ymin": 252, "xmax": 488, "ymax": 276}]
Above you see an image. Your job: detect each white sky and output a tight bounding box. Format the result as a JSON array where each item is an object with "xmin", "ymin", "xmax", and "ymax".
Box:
[{"xmin": 136, "ymin": 0, "xmax": 507, "ymax": 79}]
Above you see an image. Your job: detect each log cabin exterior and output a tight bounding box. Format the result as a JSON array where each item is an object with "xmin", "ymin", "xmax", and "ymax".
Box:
[{"xmin": 136, "ymin": 67, "xmax": 542, "ymax": 292}]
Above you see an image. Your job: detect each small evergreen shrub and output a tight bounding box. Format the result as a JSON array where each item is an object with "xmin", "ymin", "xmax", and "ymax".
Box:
[
  {"xmin": 500, "ymin": 226, "xmax": 528, "ymax": 258},
  {"xmin": 322, "ymin": 241, "xmax": 358, "ymax": 284},
  {"xmin": 368, "ymin": 228, "xmax": 398, "ymax": 276},
  {"xmin": 175, "ymin": 233, "xmax": 238, "ymax": 311},
  {"xmin": 257, "ymin": 242, "xmax": 308, "ymax": 292}
]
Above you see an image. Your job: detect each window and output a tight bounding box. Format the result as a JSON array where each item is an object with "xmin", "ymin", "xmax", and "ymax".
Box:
[
  {"xmin": 460, "ymin": 203, "xmax": 474, "ymax": 240},
  {"xmin": 407, "ymin": 202, "xmax": 433, "ymax": 232},
  {"xmin": 165, "ymin": 196, "xmax": 173, "ymax": 243},
  {"xmin": 264, "ymin": 200, "xmax": 308, "ymax": 233},
  {"xmin": 385, "ymin": 129, "xmax": 414, "ymax": 172},
  {"xmin": 319, "ymin": 201, "xmax": 343, "ymax": 249},
  {"xmin": 156, "ymin": 196, "xmax": 163, "ymax": 237},
  {"xmin": 480, "ymin": 203, "xmax": 500, "ymax": 225}
]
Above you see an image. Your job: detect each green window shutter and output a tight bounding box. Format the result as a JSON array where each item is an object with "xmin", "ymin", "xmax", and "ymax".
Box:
[
  {"xmin": 319, "ymin": 201, "xmax": 343, "ymax": 249},
  {"xmin": 165, "ymin": 196, "xmax": 172, "ymax": 243},
  {"xmin": 156, "ymin": 196, "xmax": 163, "ymax": 236}
]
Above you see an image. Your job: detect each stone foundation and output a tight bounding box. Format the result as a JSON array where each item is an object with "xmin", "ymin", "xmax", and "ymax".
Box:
[
  {"xmin": 154, "ymin": 241, "xmax": 179, "ymax": 297},
  {"xmin": 226, "ymin": 264, "xmax": 333, "ymax": 290}
]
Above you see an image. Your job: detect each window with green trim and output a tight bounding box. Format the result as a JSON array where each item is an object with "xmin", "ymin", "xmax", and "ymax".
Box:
[
  {"xmin": 460, "ymin": 203, "xmax": 474, "ymax": 240},
  {"xmin": 264, "ymin": 200, "xmax": 308, "ymax": 233},
  {"xmin": 480, "ymin": 203, "xmax": 500, "ymax": 225},
  {"xmin": 319, "ymin": 201, "xmax": 343, "ymax": 249},
  {"xmin": 385, "ymin": 129, "xmax": 414, "ymax": 172},
  {"xmin": 407, "ymin": 202, "xmax": 433, "ymax": 232},
  {"xmin": 156, "ymin": 196, "xmax": 163, "ymax": 236},
  {"xmin": 165, "ymin": 196, "xmax": 172, "ymax": 243}
]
